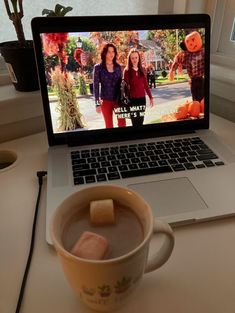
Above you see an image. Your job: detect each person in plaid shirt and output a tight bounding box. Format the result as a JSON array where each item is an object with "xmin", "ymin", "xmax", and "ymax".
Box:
[{"xmin": 169, "ymin": 31, "xmax": 205, "ymax": 102}]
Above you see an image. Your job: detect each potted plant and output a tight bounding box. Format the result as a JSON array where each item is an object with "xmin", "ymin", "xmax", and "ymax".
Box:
[
  {"xmin": 0, "ymin": 0, "xmax": 40, "ymax": 91},
  {"xmin": 0, "ymin": 2, "xmax": 73, "ymax": 92}
]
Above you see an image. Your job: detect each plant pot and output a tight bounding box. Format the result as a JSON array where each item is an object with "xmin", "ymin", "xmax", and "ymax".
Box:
[{"xmin": 0, "ymin": 40, "xmax": 39, "ymax": 92}]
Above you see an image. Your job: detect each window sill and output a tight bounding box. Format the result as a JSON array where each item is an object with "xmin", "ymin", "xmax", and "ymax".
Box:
[
  {"xmin": 210, "ymin": 64, "xmax": 235, "ymax": 103},
  {"xmin": 0, "ymin": 84, "xmax": 45, "ymax": 143}
]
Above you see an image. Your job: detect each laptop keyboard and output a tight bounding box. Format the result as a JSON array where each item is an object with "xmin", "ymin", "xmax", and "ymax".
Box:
[{"xmin": 71, "ymin": 137, "xmax": 225, "ymax": 185}]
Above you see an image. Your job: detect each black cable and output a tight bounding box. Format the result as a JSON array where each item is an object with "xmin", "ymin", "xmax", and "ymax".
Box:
[{"xmin": 15, "ymin": 171, "xmax": 47, "ymax": 313}]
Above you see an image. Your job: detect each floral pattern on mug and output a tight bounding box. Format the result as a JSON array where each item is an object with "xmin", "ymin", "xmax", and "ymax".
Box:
[
  {"xmin": 115, "ymin": 276, "xmax": 132, "ymax": 293},
  {"xmin": 82, "ymin": 285, "xmax": 96, "ymax": 296},
  {"xmin": 98, "ymin": 284, "xmax": 112, "ymax": 297}
]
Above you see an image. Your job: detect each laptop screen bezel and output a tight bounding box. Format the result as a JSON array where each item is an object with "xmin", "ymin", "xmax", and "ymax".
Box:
[{"xmin": 31, "ymin": 14, "xmax": 210, "ymax": 147}]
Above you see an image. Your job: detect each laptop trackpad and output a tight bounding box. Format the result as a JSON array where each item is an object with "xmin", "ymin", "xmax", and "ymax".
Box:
[{"xmin": 128, "ymin": 177, "xmax": 208, "ymax": 217}]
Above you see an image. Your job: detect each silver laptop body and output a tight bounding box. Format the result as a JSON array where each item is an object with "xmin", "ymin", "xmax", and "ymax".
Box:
[{"xmin": 31, "ymin": 14, "xmax": 235, "ymax": 244}]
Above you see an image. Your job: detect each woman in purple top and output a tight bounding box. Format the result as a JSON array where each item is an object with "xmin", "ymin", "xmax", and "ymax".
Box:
[{"xmin": 93, "ymin": 43, "xmax": 126, "ymax": 128}]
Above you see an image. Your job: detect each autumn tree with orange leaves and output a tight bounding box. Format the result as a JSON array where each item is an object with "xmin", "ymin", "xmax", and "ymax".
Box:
[{"xmin": 89, "ymin": 31, "xmax": 139, "ymax": 67}]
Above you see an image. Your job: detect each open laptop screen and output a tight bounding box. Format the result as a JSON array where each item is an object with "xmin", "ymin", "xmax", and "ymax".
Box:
[{"xmin": 31, "ymin": 14, "xmax": 210, "ymax": 146}]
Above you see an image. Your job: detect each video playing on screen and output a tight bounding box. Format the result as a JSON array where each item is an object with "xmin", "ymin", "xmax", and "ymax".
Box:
[{"xmin": 40, "ymin": 27, "xmax": 205, "ymax": 134}]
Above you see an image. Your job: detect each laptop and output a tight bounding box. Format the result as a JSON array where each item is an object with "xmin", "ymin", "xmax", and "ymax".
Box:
[{"xmin": 31, "ymin": 14, "xmax": 235, "ymax": 244}]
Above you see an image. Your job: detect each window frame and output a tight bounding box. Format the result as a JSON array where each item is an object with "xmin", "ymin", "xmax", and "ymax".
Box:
[{"xmin": 208, "ymin": 0, "xmax": 235, "ymax": 68}]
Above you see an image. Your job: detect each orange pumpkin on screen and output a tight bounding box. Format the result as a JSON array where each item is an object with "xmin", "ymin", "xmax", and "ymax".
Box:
[
  {"xmin": 200, "ymin": 98, "xmax": 204, "ymax": 113},
  {"xmin": 175, "ymin": 103, "xmax": 188, "ymax": 120},
  {"xmin": 188, "ymin": 101, "xmax": 201, "ymax": 117},
  {"xmin": 185, "ymin": 31, "xmax": 202, "ymax": 53}
]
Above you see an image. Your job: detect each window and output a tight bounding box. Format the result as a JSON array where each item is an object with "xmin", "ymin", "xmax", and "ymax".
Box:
[
  {"xmin": 208, "ymin": 0, "xmax": 235, "ymax": 68},
  {"xmin": 0, "ymin": 0, "xmax": 159, "ymax": 43}
]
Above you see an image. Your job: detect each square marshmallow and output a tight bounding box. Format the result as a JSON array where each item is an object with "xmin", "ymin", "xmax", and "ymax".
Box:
[
  {"xmin": 90, "ymin": 199, "xmax": 115, "ymax": 225},
  {"xmin": 70, "ymin": 231, "xmax": 108, "ymax": 260}
]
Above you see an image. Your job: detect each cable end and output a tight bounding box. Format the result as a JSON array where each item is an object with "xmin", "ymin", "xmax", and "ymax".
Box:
[{"xmin": 37, "ymin": 171, "xmax": 47, "ymax": 185}]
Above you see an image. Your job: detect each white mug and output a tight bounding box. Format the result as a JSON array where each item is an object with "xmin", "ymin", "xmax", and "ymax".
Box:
[{"xmin": 50, "ymin": 184, "xmax": 175, "ymax": 312}]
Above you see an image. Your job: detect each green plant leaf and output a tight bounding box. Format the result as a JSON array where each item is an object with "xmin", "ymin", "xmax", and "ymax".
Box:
[
  {"xmin": 54, "ymin": 4, "xmax": 64, "ymax": 15},
  {"xmin": 42, "ymin": 9, "xmax": 55, "ymax": 16},
  {"xmin": 42, "ymin": 4, "xmax": 73, "ymax": 17},
  {"xmin": 55, "ymin": 4, "xmax": 73, "ymax": 16},
  {"xmin": 61, "ymin": 6, "xmax": 73, "ymax": 16}
]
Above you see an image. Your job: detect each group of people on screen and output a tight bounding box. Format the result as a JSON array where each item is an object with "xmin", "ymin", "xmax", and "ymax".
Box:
[{"xmin": 93, "ymin": 43, "xmax": 154, "ymax": 129}]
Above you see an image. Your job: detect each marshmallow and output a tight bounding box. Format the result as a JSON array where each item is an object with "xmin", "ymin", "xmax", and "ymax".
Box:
[
  {"xmin": 70, "ymin": 231, "xmax": 108, "ymax": 260},
  {"xmin": 90, "ymin": 199, "xmax": 115, "ymax": 225}
]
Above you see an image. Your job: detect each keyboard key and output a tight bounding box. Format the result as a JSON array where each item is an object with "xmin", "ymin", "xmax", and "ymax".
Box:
[
  {"xmin": 129, "ymin": 147, "xmax": 137, "ymax": 152},
  {"xmin": 136, "ymin": 152, "xmax": 145, "ymax": 157},
  {"xmin": 178, "ymin": 157, "xmax": 188, "ymax": 163},
  {"xmin": 91, "ymin": 151, "xmax": 100, "ymax": 157},
  {"xmin": 121, "ymin": 159, "xmax": 130, "ymax": 165},
  {"xmin": 97, "ymin": 168, "xmax": 107, "ymax": 174},
  {"xmin": 81, "ymin": 152, "xmax": 90, "ymax": 158},
  {"xmin": 149, "ymin": 161, "xmax": 158, "ymax": 167},
  {"xmin": 111, "ymin": 160, "xmax": 121, "ymax": 166},
  {"xmin": 203, "ymin": 160, "xmax": 215, "ymax": 167},
  {"xmin": 72, "ymin": 158, "xmax": 86, "ymax": 164},
  {"xmin": 196, "ymin": 163, "xmax": 206, "ymax": 168},
  {"xmin": 87, "ymin": 157, "xmax": 96, "ymax": 163},
  {"xmin": 120, "ymin": 166, "xmax": 172, "ymax": 178},
  {"xmin": 118, "ymin": 165, "xmax": 128, "ymax": 171},
  {"xmin": 71, "ymin": 153, "xmax": 80, "ymax": 159},
  {"xmin": 107, "ymin": 155, "xmax": 116, "ymax": 161},
  {"xmin": 96, "ymin": 174, "xmax": 107, "ymax": 182},
  {"xmin": 85, "ymin": 176, "xmax": 96, "ymax": 183},
  {"xmin": 172, "ymin": 147, "xmax": 182, "ymax": 153},
  {"xmin": 215, "ymin": 161, "xmax": 224, "ymax": 166},
  {"xmin": 131, "ymin": 158, "xmax": 140, "ymax": 163},
  {"xmin": 140, "ymin": 156, "xmax": 150, "ymax": 162},
  {"xmin": 139, "ymin": 163, "xmax": 148, "ymax": 169},
  {"xmin": 74, "ymin": 169, "xmax": 96, "ymax": 177},
  {"xmin": 108, "ymin": 166, "xmax": 118, "ymax": 172},
  {"xmin": 90, "ymin": 162, "xmax": 100, "ymax": 169},
  {"xmin": 74, "ymin": 177, "xmax": 85, "ymax": 185},
  {"xmin": 97, "ymin": 156, "xmax": 106, "ymax": 162},
  {"xmin": 178, "ymin": 152, "xmax": 188, "ymax": 157},
  {"xmin": 168, "ymin": 159, "xmax": 178, "ymax": 165},
  {"xmin": 145, "ymin": 150, "xmax": 154, "ymax": 156},
  {"xmin": 197, "ymin": 154, "xmax": 217, "ymax": 161},
  {"xmin": 129, "ymin": 164, "xmax": 138, "ymax": 170},
  {"xmin": 169, "ymin": 153, "xmax": 178, "ymax": 159},
  {"xmin": 159, "ymin": 154, "xmax": 168, "ymax": 160},
  {"xmin": 187, "ymin": 151, "xmax": 197, "ymax": 156},
  {"xmin": 150, "ymin": 155, "xmax": 160, "ymax": 161},
  {"xmin": 107, "ymin": 172, "xmax": 120, "ymax": 180},
  {"xmin": 101, "ymin": 161, "xmax": 111, "ymax": 167},
  {"xmin": 197, "ymin": 149, "xmax": 214, "ymax": 155},
  {"xmin": 73, "ymin": 163, "xmax": 90, "ymax": 171},
  {"xmin": 158, "ymin": 160, "xmax": 168, "ymax": 166},
  {"xmin": 187, "ymin": 156, "xmax": 197, "ymax": 162},
  {"xmin": 126, "ymin": 152, "xmax": 135, "ymax": 158},
  {"xmin": 184, "ymin": 162, "xmax": 195, "ymax": 170},
  {"xmin": 172, "ymin": 164, "xmax": 185, "ymax": 171}
]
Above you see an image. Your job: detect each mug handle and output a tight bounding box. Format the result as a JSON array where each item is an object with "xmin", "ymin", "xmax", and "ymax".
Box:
[{"xmin": 144, "ymin": 219, "xmax": 175, "ymax": 273}]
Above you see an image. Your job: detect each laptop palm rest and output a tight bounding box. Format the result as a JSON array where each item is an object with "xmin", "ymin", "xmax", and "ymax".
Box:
[{"xmin": 128, "ymin": 177, "xmax": 208, "ymax": 217}]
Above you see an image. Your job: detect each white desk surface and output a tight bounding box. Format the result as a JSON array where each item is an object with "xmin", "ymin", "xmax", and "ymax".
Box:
[{"xmin": 1, "ymin": 114, "xmax": 235, "ymax": 313}]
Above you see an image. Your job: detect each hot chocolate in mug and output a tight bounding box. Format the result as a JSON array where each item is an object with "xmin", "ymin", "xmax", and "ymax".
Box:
[{"xmin": 50, "ymin": 184, "xmax": 175, "ymax": 312}]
